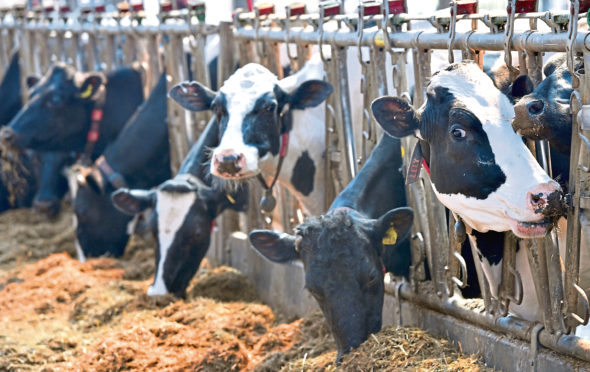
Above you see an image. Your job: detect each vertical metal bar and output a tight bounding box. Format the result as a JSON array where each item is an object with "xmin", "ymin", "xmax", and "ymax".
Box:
[{"xmin": 523, "ymin": 237, "xmax": 555, "ymax": 333}]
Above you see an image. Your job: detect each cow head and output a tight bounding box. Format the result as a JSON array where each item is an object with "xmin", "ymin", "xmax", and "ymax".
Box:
[
  {"xmin": 249, "ymin": 207, "xmax": 413, "ymax": 360},
  {"xmin": 32, "ymin": 151, "xmax": 72, "ymax": 218},
  {"xmin": 1, "ymin": 63, "xmax": 104, "ymax": 152},
  {"xmin": 112, "ymin": 175, "xmax": 248, "ymax": 297},
  {"xmin": 372, "ymin": 62, "xmax": 562, "ymax": 238},
  {"xmin": 168, "ymin": 63, "xmax": 332, "ymax": 179},
  {"xmin": 512, "ymin": 54, "xmax": 580, "ymax": 154}
]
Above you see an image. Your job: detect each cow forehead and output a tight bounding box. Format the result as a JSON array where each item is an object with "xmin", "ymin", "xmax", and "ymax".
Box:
[
  {"xmin": 219, "ymin": 64, "xmax": 278, "ymax": 112},
  {"xmin": 429, "ymin": 64, "xmax": 513, "ymax": 124}
]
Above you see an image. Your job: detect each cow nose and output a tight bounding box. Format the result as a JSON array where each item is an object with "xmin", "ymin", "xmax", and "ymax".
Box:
[
  {"xmin": 527, "ymin": 100, "xmax": 544, "ymax": 116},
  {"xmin": 213, "ymin": 150, "xmax": 245, "ymax": 176},
  {"xmin": 1, "ymin": 127, "xmax": 14, "ymax": 143},
  {"xmin": 527, "ymin": 182, "xmax": 565, "ymax": 218},
  {"xmin": 33, "ymin": 199, "xmax": 60, "ymax": 218}
]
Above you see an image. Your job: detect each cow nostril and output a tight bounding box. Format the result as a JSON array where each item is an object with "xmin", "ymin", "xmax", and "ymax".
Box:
[{"xmin": 527, "ymin": 100, "xmax": 544, "ymax": 116}]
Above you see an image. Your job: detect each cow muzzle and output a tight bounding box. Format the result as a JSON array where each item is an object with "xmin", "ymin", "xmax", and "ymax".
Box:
[
  {"xmin": 212, "ymin": 150, "xmax": 247, "ymax": 178},
  {"xmin": 513, "ymin": 98, "xmax": 546, "ymax": 139},
  {"xmin": 33, "ymin": 198, "xmax": 61, "ymax": 219},
  {"xmin": 0, "ymin": 127, "xmax": 16, "ymax": 147}
]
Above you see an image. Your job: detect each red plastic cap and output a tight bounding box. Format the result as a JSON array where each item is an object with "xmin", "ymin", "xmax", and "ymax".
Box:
[
  {"xmin": 513, "ymin": 0, "xmax": 537, "ymax": 13},
  {"xmin": 256, "ymin": 1, "xmax": 274, "ymax": 15},
  {"xmin": 457, "ymin": 0, "xmax": 477, "ymax": 15},
  {"xmin": 321, "ymin": 2, "xmax": 340, "ymax": 17},
  {"xmin": 95, "ymin": 4, "xmax": 105, "ymax": 12},
  {"xmin": 131, "ymin": 2, "xmax": 143, "ymax": 10},
  {"xmin": 361, "ymin": 1, "xmax": 381, "ymax": 16},
  {"xmin": 44, "ymin": 5, "xmax": 54, "ymax": 11},
  {"xmin": 288, "ymin": 2, "xmax": 305, "ymax": 16},
  {"xmin": 580, "ymin": 0, "xmax": 590, "ymax": 13},
  {"xmin": 59, "ymin": 5, "xmax": 69, "ymax": 12},
  {"xmin": 160, "ymin": 1, "xmax": 171, "ymax": 11},
  {"xmin": 388, "ymin": 0, "xmax": 406, "ymax": 14}
]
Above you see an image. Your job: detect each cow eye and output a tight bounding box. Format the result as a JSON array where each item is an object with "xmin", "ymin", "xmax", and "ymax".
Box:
[
  {"xmin": 265, "ymin": 103, "xmax": 276, "ymax": 112},
  {"xmin": 450, "ymin": 124, "xmax": 467, "ymax": 139},
  {"xmin": 367, "ymin": 269, "xmax": 380, "ymax": 288},
  {"xmin": 46, "ymin": 94, "xmax": 63, "ymax": 108}
]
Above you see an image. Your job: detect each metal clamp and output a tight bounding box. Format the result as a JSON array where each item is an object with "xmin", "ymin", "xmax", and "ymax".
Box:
[
  {"xmin": 318, "ymin": 2, "xmax": 340, "ymax": 64},
  {"xmin": 448, "ymin": 1, "xmax": 457, "ymax": 64},
  {"xmin": 394, "ymin": 280, "xmax": 404, "ymax": 325},
  {"xmin": 504, "ymin": 0, "xmax": 519, "ymax": 78},
  {"xmin": 578, "ymin": 132, "xmax": 590, "ymax": 172},
  {"xmin": 567, "ymin": 0, "xmax": 581, "ymax": 88},
  {"xmin": 285, "ymin": 5, "xmax": 296, "ymax": 66},
  {"xmin": 529, "ymin": 323, "xmax": 544, "ymax": 372}
]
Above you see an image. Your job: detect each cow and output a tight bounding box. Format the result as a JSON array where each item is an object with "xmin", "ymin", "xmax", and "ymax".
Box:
[
  {"xmin": 168, "ymin": 55, "xmax": 333, "ymax": 216},
  {"xmin": 0, "ymin": 53, "xmax": 71, "ymax": 217},
  {"xmin": 372, "ymin": 62, "xmax": 563, "ymax": 321},
  {"xmin": 112, "ymin": 115, "xmax": 249, "ymax": 297},
  {"xmin": 1, "ymin": 62, "xmax": 144, "ymax": 157},
  {"xmin": 249, "ymin": 133, "xmax": 414, "ymax": 360},
  {"xmin": 73, "ymin": 72, "xmax": 171, "ymax": 260}
]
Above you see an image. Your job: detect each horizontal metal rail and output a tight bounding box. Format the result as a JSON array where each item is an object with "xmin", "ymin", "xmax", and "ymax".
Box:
[
  {"xmin": 234, "ymin": 26, "xmax": 590, "ymax": 53},
  {"xmin": 385, "ymin": 280, "xmax": 590, "ymax": 364},
  {"xmin": 0, "ymin": 20, "xmax": 218, "ymax": 36}
]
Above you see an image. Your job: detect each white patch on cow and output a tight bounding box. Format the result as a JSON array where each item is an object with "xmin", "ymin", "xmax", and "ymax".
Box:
[
  {"xmin": 212, "ymin": 64, "xmax": 279, "ymax": 175},
  {"xmin": 64, "ymin": 164, "xmax": 81, "ymax": 200},
  {"xmin": 72, "ymin": 214, "xmax": 86, "ymax": 262},
  {"xmin": 429, "ymin": 64, "xmax": 558, "ymax": 235},
  {"xmin": 148, "ymin": 190, "xmax": 196, "ymax": 296}
]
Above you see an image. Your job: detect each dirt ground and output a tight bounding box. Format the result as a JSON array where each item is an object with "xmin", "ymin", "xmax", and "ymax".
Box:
[{"xmin": 0, "ymin": 206, "xmax": 493, "ymax": 371}]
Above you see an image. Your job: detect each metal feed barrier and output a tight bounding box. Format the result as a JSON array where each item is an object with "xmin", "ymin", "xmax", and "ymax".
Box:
[
  {"xmin": 1, "ymin": 0, "xmax": 590, "ymax": 370},
  {"xmin": 226, "ymin": 0, "xmax": 590, "ymax": 370}
]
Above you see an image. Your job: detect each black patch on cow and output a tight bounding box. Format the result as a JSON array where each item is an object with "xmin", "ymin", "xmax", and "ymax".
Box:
[
  {"xmin": 422, "ymin": 86, "xmax": 507, "ymax": 199},
  {"xmin": 472, "ymin": 230, "xmax": 504, "ymax": 266},
  {"xmin": 291, "ymin": 151, "xmax": 315, "ymax": 196},
  {"xmin": 241, "ymin": 93, "xmax": 281, "ymax": 158}
]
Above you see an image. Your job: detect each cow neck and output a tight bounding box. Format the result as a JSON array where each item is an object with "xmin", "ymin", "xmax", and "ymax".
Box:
[
  {"xmin": 80, "ymin": 86, "xmax": 107, "ymax": 165},
  {"xmin": 95, "ymin": 155, "xmax": 128, "ymax": 190},
  {"xmin": 256, "ymin": 104, "xmax": 291, "ymax": 213}
]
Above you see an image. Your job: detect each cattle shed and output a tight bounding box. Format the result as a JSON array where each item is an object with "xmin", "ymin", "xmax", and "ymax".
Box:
[{"xmin": 0, "ymin": 0, "xmax": 589, "ymax": 370}]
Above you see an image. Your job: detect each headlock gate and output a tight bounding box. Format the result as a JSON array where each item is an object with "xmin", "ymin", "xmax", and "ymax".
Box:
[{"xmin": 1, "ymin": 0, "xmax": 590, "ymax": 370}]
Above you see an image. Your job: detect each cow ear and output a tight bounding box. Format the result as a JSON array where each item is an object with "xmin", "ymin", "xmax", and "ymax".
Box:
[
  {"xmin": 76, "ymin": 168, "xmax": 104, "ymax": 195},
  {"xmin": 372, "ymin": 96, "xmax": 420, "ymax": 138},
  {"xmin": 78, "ymin": 74, "xmax": 103, "ymax": 100},
  {"xmin": 511, "ymin": 75, "xmax": 534, "ymax": 99},
  {"xmin": 287, "ymin": 80, "xmax": 333, "ymax": 110},
  {"xmin": 111, "ymin": 189, "xmax": 156, "ymax": 216},
  {"xmin": 26, "ymin": 76, "xmax": 40, "ymax": 89},
  {"xmin": 372, "ymin": 207, "xmax": 414, "ymax": 249},
  {"xmin": 168, "ymin": 81, "xmax": 216, "ymax": 112},
  {"xmin": 249, "ymin": 230, "xmax": 299, "ymax": 263}
]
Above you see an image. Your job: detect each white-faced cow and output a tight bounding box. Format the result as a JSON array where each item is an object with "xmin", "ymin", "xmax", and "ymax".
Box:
[
  {"xmin": 169, "ymin": 55, "xmax": 333, "ymax": 216},
  {"xmin": 112, "ymin": 116, "xmax": 249, "ymax": 297},
  {"xmin": 73, "ymin": 72, "xmax": 171, "ymax": 260},
  {"xmin": 250, "ymin": 134, "xmax": 413, "ymax": 360},
  {"xmin": 372, "ymin": 62, "xmax": 564, "ymax": 321}
]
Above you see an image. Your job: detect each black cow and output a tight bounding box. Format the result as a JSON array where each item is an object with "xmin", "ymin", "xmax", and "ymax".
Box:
[
  {"xmin": 112, "ymin": 112, "xmax": 249, "ymax": 297},
  {"xmin": 74, "ymin": 72, "xmax": 171, "ymax": 259},
  {"xmin": 249, "ymin": 134, "xmax": 413, "ymax": 360},
  {"xmin": 511, "ymin": 54, "xmax": 578, "ymax": 188},
  {"xmin": 1, "ymin": 63, "xmax": 144, "ymax": 156}
]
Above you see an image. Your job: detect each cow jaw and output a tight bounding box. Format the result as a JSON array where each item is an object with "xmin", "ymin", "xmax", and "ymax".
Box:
[{"xmin": 150, "ymin": 190, "xmax": 197, "ymax": 296}]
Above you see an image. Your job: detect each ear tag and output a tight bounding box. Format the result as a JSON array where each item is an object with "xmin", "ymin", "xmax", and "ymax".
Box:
[
  {"xmin": 405, "ymin": 142, "xmax": 423, "ymax": 185},
  {"xmin": 226, "ymin": 193, "xmax": 236, "ymax": 204},
  {"xmin": 80, "ymin": 85, "xmax": 93, "ymax": 99},
  {"xmin": 382, "ymin": 224, "xmax": 398, "ymax": 245},
  {"xmin": 260, "ymin": 189, "xmax": 277, "ymax": 213}
]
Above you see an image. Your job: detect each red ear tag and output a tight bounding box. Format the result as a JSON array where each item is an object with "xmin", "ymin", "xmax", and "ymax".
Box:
[
  {"xmin": 91, "ymin": 109, "xmax": 103, "ymax": 122},
  {"xmin": 405, "ymin": 142, "xmax": 423, "ymax": 185},
  {"xmin": 382, "ymin": 264, "xmax": 386, "ymax": 275},
  {"xmin": 210, "ymin": 220, "xmax": 216, "ymax": 233}
]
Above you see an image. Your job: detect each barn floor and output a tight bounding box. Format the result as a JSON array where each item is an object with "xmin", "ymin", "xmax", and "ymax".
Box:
[{"xmin": 0, "ymin": 206, "xmax": 493, "ymax": 371}]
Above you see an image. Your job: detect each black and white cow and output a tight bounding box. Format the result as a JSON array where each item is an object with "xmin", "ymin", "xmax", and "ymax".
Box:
[
  {"xmin": 1, "ymin": 62, "xmax": 144, "ymax": 156},
  {"xmin": 169, "ymin": 55, "xmax": 333, "ymax": 216},
  {"xmin": 372, "ymin": 62, "xmax": 563, "ymax": 321},
  {"xmin": 73, "ymin": 72, "xmax": 171, "ymax": 259},
  {"xmin": 249, "ymin": 133, "xmax": 413, "ymax": 359},
  {"xmin": 112, "ymin": 115, "xmax": 249, "ymax": 297}
]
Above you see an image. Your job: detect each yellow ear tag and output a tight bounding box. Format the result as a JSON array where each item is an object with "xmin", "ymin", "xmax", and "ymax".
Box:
[
  {"xmin": 80, "ymin": 85, "xmax": 93, "ymax": 99},
  {"xmin": 400, "ymin": 146, "xmax": 405, "ymax": 158},
  {"xmin": 226, "ymin": 193, "xmax": 236, "ymax": 204},
  {"xmin": 382, "ymin": 225, "xmax": 398, "ymax": 245}
]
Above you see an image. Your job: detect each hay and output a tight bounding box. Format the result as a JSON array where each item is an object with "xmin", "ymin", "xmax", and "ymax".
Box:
[{"xmin": 0, "ymin": 146, "xmax": 37, "ymax": 207}]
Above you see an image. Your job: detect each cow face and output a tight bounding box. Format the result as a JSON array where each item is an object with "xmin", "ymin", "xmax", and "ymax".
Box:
[
  {"xmin": 512, "ymin": 55, "xmax": 580, "ymax": 154},
  {"xmin": 1, "ymin": 64, "xmax": 103, "ymax": 152},
  {"xmin": 73, "ymin": 179, "xmax": 131, "ymax": 260},
  {"xmin": 249, "ymin": 208, "xmax": 413, "ymax": 360},
  {"xmin": 32, "ymin": 151, "xmax": 72, "ymax": 218},
  {"xmin": 373, "ymin": 62, "xmax": 562, "ymax": 238},
  {"xmin": 168, "ymin": 63, "xmax": 332, "ymax": 179},
  {"xmin": 112, "ymin": 175, "xmax": 248, "ymax": 297}
]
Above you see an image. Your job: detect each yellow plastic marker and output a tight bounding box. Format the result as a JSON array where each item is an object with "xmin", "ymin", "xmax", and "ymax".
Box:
[
  {"xmin": 382, "ymin": 224, "xmax": 398, "ymax": 245},
  {"xmin": 226, "ymin": 194, "xmax": 236, "ymax": 204},
  {"xmin": 80, "ymin": 85, "xmax": 93, "ymax": 98},
  {"xmin": 401, "ymin": 146, "xmax": 405, "ymax": 158}
]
